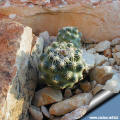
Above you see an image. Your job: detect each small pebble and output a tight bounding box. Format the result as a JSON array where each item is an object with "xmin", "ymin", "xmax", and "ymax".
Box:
[{"xmin": 64, "ymin": 88, "xmax": 72, "ymax": 98}]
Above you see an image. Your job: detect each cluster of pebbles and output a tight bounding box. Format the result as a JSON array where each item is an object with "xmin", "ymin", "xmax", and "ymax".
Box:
[{"xmin": 29, "ymin": 31, "xmax": 120, "ymax": 120}]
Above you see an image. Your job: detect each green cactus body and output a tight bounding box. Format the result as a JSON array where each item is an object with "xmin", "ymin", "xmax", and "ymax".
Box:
[
  {"xmin": 39, "ymin": 42, "xmax": 86, "ymax": 89},
  {"xmin": 57, "ymin": 27, "xmax": 82, "ymax": 48}
]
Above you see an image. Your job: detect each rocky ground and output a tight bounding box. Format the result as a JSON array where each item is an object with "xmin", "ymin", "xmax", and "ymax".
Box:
[{"xmin": 29, "ymin": 31, "xmax": 120, "ymax": 120}]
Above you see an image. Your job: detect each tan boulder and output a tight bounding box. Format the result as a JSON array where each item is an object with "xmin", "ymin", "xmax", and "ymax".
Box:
[
  {"xmin": 0, "ymin": 20, "xmax": 37, "ymax": 120},
  {"xmin": 1, "ymin": 1, "xmax": 120, "ymax": 43},
  {"xmin": 33, "ymin": 87, "xmax": 63, "ymax": 107},
  {"xmin": 90, "ymin": 66, "xmax": 114, "ymax": 85},
  {"xmin": 49, "ymin": 93, "xmax": 93, "ymax": 116}
]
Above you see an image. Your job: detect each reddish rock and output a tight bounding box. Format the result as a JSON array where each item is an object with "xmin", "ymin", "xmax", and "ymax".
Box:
[
  {"xmin": 0, "ymin": 20, "xmax": 36, "ymax": 120},
  {"xmin": 1, "ymin": 1, "xmax": 120, "ymax": 43},
  {"xmin": 80, "ymin": 81, "xmax": 92, "ymax": 92},
  {"xmin": 104, "ymin": 48, "xmax": 112, "ymax": 58}
]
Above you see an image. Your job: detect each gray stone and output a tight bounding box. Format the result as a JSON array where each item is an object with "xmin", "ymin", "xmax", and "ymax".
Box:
[
  {"xmin": 41, "ymin": 106, "xmax": 50, "ymax": 118},
  {"xmin": 29, "ymin": 105, "xmax": 43, "ymax": 120}
]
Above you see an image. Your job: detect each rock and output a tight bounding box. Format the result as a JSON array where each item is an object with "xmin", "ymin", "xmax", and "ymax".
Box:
[
  {"xmin": 49, "ymin": 93, "xmax": 93, "ymax": 116},
  {"xmin": 41, "ymin": 106, "xmax": 50, "ymax": 118},
  {"xmin": 94, "ymin": 54, "xmax": 108, "ymax": 66},
  {"xmin": 91, "ymin": 81, "xmax": 97, "ymax": 89},
  {"xmin": 95, "ymin": 40, "xmax": 111, "ymax": 52},
  {"xmin": 113, "ymin": 52, "xmax": 120, "ymax": 65},
  {"xmin": 64, "ymin": 88, "xmax": 72, "ymax": 99},
  {"xmin": 112, "ymin": 47, "xmax": 117, "ymax": 53},
  {"xmin": 80, "ymin": 81, "xmax": 92, "ymax": 92},
  {"xmin": 90, "ymin": 66, "xmax": 114, "ymax": 85},
  {"xmin": 82, "ymin": 50, "xmax": 95, "ymax": 69},
  {"xmin": 0, "ymin": 20, "xmax": 36, "ymax": 120},
  {"xmin": 104, "ymin": 48, "xmax": 112, "ymax": 58},
  {"xmin": 92, "ymin": 84, "xmax": 103, "ymax": 95},
  {"xmin": 61, "ymin": 105, "xmax": 88, "ymax": 120},
  {"xmin": 111, "ymin": 38, "xmax": 120, "ymax": 46},
  {"xmin": 33, "ymin": 87, "xmax": 63, "ymax": 107},
  {"xmin": 103, "ymin": 73, "xmax": 120, "ymax": 93},
  {"xmin": 30, "ymin": 35, "xmax": 44, "ymax": 70},
  {"xmin": 102, "ymin": 62, "xmax": 110, "ymax": 66},
  {"xmin": 109, "ymin": 58, "xmax": 115, "ymax": 66},
  {"xmin": 114, "ymin": 45, "xmax": 120, "ymax": 52},
  {"xmin": 29, "ymin": 105, "xmax": 43, "ymax": 120},
  {"xmin": 49, "ymin": 36, "xmax": 57, "ymax": 43},
  {"xmin": 113, "ymin": 65, "xmax": 119, "ymax": 71},
  {"xmin": 75, "ymin": 89, "xmax": 82, "ymax": 95},
  {"xmin": 1, "ymin": 1, "xmax": 120, "ymax": 43},
  {"xmin": 87, "ymin": 48, "xmax": 96, "ymax": 54},
  {"xmin": 86, "ymin": 44, "xmax": 96, "ymax": 50}
]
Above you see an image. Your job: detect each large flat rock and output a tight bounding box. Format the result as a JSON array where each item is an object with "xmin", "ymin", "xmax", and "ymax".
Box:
[
  {"xmin": 0, "ymin": 20, "xmax": 36, "ymax": 120},
  {"xmin": 0, "ymin": 0, "xmax": 120, "ymax": 43}
]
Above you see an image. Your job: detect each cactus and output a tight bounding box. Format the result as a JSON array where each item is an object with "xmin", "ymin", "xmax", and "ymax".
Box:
[
  {"xmin": 39, "ymin": 41, "xmax": 86, "ymax": 89},
  {"xmin": 57, "ymin": 27, "xmax": 82, "ymax": 48}
]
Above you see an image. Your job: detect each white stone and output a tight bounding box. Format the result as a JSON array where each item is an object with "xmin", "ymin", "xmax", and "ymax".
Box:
[
  {"xmin": 109, "ymin": 58, "xmax": 115, "ymax": 66},
  {"xmin": 61, "ymin": 105, "xmax": 88, "ymax": 120},
  {"xmin": 113, "ymin": 52, "xmax": 120, "ymax": 65},
  {"xmin": 9, "ymin": 14, "xmax": 16, "ymax": 19},
  {"xmin": 94, "ymin": 54, "xmax": 108, "ymax": 66},
  {"xmin": 82, "ymin": 50, "xmax": 95, "ymax": 69},
  {"xmin": 103, "ymin": 73, "xmax": 120, "ymax": 93},
  {"xmin": 95, "ymin": 40, "xmax": 111, "ymax": 52},
  {"xmin": 87, "ymin": 48, "xmax": 96, "ymax": 54},
  {"xmin": 111, "ymin": 38, "xmax": 120, "ymax": 46},
  {"xmin": 102, "ymin": 62, "xmax": 110, "ymax": 66}
]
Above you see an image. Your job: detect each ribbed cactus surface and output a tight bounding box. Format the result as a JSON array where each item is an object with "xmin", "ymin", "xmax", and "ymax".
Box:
[
  {"xmin": 57, "ymin": 27, "xmax": 82, "ymax": 48},
  {"xmin": 39, "ymin": 42, "xmax": 86, "ymax": 89}
]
